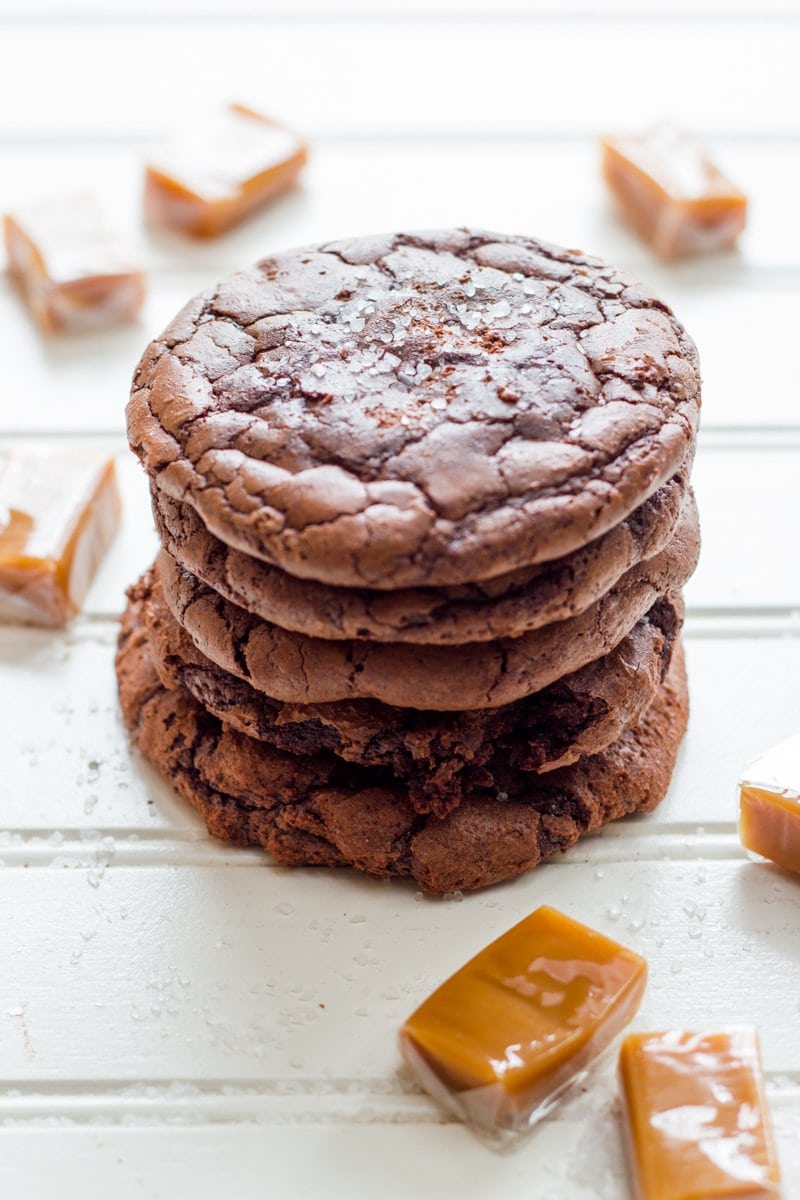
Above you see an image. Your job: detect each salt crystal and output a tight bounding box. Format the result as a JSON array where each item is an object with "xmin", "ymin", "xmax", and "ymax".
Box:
[{"xmin": 274, "ymin": 902, "xmax": 295, "ymax": 916}]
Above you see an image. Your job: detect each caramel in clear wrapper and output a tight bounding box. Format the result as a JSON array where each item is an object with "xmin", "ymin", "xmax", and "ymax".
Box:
[
  {"xmin": 4, "ymin": 197, "xmax": 145, "ymax": 333},
  {"xmin": 144, "ymin": 104, "xmax": 308, "ymax": 238},
  {"xmin": 619, "ymin": 1028, "xmax": 781, "ymax": 1200},
  {"xmin": 739, "ymin": 733, "xmax": 800, "ymax": 876},
  {"xmin": 0, "ymin": 451, "xmax": 121, "ymax": 626},
  {"xmin": 601, "ymin": 125, "xmax": 747, "ymax": 261},
  {"xmin": 399, "ymin": 906, "xmax": 646, "ymax": 1144}
]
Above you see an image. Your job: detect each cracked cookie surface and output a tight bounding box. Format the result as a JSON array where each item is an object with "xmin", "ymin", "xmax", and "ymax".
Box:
[
  {"xmin": 116, "ymin": 591, "xmax": 688, "ymax": 893},
  {"xmin": 155, "ymin": 490, "xmax": 698, "ymax": 710},
  {"xmin": 152, "ymin": 471, "xmax": 687, "ymax": 644},
  {"xmin": 128, "ymin": 228, "xmax": 701, "ymax": 589},
  {"xmin": 135, "ymin": 569, "xmax": 681, "ymax": 817}
]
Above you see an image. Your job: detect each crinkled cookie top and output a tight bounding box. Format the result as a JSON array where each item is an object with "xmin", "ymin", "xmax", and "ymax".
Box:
[{"xmin": 128, "ymin": 228, "xmax": 700, "ymax": 588}]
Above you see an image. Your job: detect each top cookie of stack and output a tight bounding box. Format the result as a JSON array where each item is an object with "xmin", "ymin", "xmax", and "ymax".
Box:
[
  {"xmin": 130, "ymin": 227, "xmax": 699, "ymax": 595},
  {"xmin": 122, "ymin": 228, "xmax": 700, "ymax": 890}
]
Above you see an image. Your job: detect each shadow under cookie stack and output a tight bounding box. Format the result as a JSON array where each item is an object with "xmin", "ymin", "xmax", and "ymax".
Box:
[{"xmin": 117, "ymin": 229, "xmax": 701, "ymax": 894}]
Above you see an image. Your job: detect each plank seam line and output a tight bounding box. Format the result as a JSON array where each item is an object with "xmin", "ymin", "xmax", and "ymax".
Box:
[
  {"xmin": 0, "ymin": 1075, "xmax": 798, "ymax": 1127},
  {"xmin": 0, "ymin": 834, "xmax": 751, "ymax": 868}
]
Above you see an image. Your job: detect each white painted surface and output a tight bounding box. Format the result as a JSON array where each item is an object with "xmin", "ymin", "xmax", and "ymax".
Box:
[{"xmin": 2, "ymin": 1, "xmax": 800, "ymax": 1195}]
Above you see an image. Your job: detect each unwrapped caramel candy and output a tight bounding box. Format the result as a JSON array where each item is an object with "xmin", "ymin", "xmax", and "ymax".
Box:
[
  {"xmin": 601, "ymin": 126, "xmax": 747, "ymax": 260},
  {"xmin": 399, "ymin": 906, "xmax": 646, "ymax": 1144},
  {"xmin": 4, "ymin": 197, "xmax": 145, "ymax": 333},
  {"xmin": 0, "ymin": 450, "xmax": 121, "ymax": 626},
  {"xmin": 619, "ymin": 1028, "xmax": 781, "ymax": 1200},
  {"xmin": 740, "ymin": 734, "xmax": 800, "ymax": 876},
  {"xmin": 144, "ymin": 104, "xmax": 308, "ymax": 237}
]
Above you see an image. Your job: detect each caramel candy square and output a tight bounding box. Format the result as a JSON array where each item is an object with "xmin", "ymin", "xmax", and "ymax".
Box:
[
  {"xmin": 0, "ymin": 450, "xmax": 121, "ymax": 626},
  {"xmin": 4, "ymin": 197, "xmax": 145, "ymax": 334},
  {"xmin": 601, "ymin": 126, "xmax": 747, "ymax": 261},
  {"xmin": 144, "ymin": 104, "xmax": 308, "ymax": 238},
  {"xmin": 619, "ymin": 1028, "xmax": 781, "ymax": 1200},
  {"xmin": 399, "ymin": 905, "xmax": 646, "ymax": 1141},
  {"xmin": 740, "ymin": 734, "xmax": 800, "ymax": 875}
]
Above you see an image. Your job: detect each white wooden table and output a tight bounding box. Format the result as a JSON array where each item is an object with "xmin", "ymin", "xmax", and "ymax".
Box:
[{"xmin": 2, "ymin": 2, "xmax": 800, "ymax": 1195}]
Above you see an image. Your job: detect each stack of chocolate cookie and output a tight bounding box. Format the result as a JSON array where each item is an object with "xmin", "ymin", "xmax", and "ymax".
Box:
[{"xmin": 117, "ymin": 229, "xmax": 701, "ymax": 893}]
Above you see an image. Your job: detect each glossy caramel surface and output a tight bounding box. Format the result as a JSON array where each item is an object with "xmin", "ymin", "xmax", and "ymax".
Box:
[
  {"xmin": 400, "ymin": 906, "xmax": 646, "ymax": 1125},
  {"xmin": 740, "ymin": 734, "xmax": 800, "ymax": 875},
  {"xmin": 619, "ymin": 1028, "xmax": 781, "ymax": 1199},
  {"xmin": 0, "ymin": 451, "xmax": 121, "ymax": 625},
  {"xmin": 601, "ymin": 126, "xmax": 747, "ymax": 260},
  {"xmin": 144, "ymin": 104, "xmax": 308, "ymax": 237}
]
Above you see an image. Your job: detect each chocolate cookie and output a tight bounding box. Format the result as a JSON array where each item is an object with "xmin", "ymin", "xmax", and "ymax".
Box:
[
  {"xmin": 151, "ymin": 470, "xmax": 686, "ymax": 644},
  {"xmin": 155, "ymin": 490, "xmax": 698, "ymax": 711},
  {"xmin": 135, "ymin": 570, "xmax": 681, "ymax": 817},
  {"xmin": 128, "ymin": 228, "xmax": 701, "ymax": 589},
  {"xmin": 116, "ymin": 595, "xmax": 689, "ymax": 893}
]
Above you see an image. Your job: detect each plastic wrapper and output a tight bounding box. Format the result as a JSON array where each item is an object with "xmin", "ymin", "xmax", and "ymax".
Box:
[
  {"xmin": 601, "ymin": 125, "xmax": 747, "ymax": 260},
  {"xmin": 739, "ymin": 733, "xmax": 800, "ymax": 876},
  {"xmin": 0, "ymin": 451, "xmax": 121, "ymax": 626},
  {"xmin": 399, "ymin": 905, "xmax": 646, "ymax": 1149},
  {"xmin": 619, "ymin": 1027, "xmax": 781, "ymax": 1199},
  {"xmin": 4, "ymin": 196, "xmax": 145, "ymax": 333},
  {"xmin": 144, "ymin": 104, "xmax": 308, "ymax": 237}
]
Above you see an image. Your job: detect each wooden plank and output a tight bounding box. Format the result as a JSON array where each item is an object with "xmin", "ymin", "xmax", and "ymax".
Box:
[
  {"xmin": 1, "ymin": 1096, "xmax": 799, "ymax": 1200},
  {"xmin": 2, "ymin": 22, "xmax": 800, "ymax": 140},
  {"xmin": 687, "ymin": 440, "xmax": 800, "ymax": 611},
  {"xmin": 4, "ymin": 143, "xmax": 788, "ymax": 274},
  {"xmin": 1, "ymin": 858, "xmax": 799, "ymax": 1084}
]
